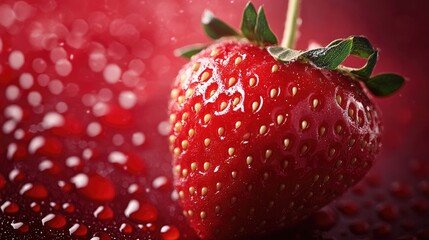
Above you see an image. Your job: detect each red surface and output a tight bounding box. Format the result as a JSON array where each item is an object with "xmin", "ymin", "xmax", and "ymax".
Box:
[{"xmin": 0, "ymin": 0, "xmax": 428, "ymax": 239}]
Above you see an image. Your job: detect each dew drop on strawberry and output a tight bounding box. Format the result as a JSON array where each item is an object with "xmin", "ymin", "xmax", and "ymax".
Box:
[
  {"xmin": 93, "ymin": 205, "xmax": 114, "ymax": 220},
  {"xmin": 11, "ymin": 221, "xmax": 30, "ymax": 234},
  {"xmin": 373, "ymin": 222, "xmax": 392, "ymax": 238},
  {"xmin": 8, "ymin": 168, "xmax": 26, "ymax": 182},
  {"xmin": 336, "ymin": 199, "xmax": 359, "ymax": 216},
  {"xmin": 30, "ymin": 202, "xmax": 41, "ymax": 213},
  {"xmin": 311, "ymin": 206, "xmax": 337, "ymax": 231},
  {"xmin": 41, "ymin": 213, "xmax": 67, "ymax": 229},
  {"xmin": 390, "ymin": 181, "xmax": 413, "ymax": 199},
  {"xmin": 19, "ymin": 182, "xmax": 48, "ymax": 200},
  {"xmin": 69, "ymin": 223, "xmax": 88, "ymax": 237},
  {"xmin": 124, "ymin": 199, "xmax": 158, "ymax": 223},
  {"xmin": 1, "ymin": 200, "xmax": 20, "ymax": 214},
  {"xmin": 62, "ymin": 203, "xmax": 76, "ymax": 213},
  {"xmin": 160, "ymin": 225, "xmax": 180, "ymax": 240},
  {"xmin": 92, "ymin": 232, "xmax": 112, "ymax": 240},
  {"xmin": 119, "ymin": 223, "xmax": 133, "ymax": 235},
  {"xmin": 349, "ymin": 220, "xmax": 370, "ymax": 235},
  {"xmin": 70, "ymin": 173, "xmax": 116, "ymax": 202}
]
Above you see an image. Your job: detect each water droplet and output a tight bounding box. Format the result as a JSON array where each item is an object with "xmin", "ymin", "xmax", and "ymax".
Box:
[
  {"xmin": 131, "ymin": 132, "xmax": 145, "ymax": 146},
  {"xmin": 349, "ymin": 220, "xmax": 369, "ymax": 235},
  {"xmin": 11, "ymin": 221, "xmax": 30, "ymax": 233},
  {"xmin": 1, "ymin": 200, "xmax": 20, "ymax": 214},
  {"xmin": 118, "ymin": 91, "xmax": 137, "ymax": 109},
  {"xmin": 62, "ymin": 202, "xmax": 75, "ymax": 213},
  {"xmin": 55, "ymin": 59, "xmax": 72, "ymax": 77},
  {"xmin": 71, "ymin": 173, "xmax": 116, "ymax": 202},
  {"xmin": 152, "ymin": 176, "xmax": 169, "ymax": 190},
  {"xmin": 41, "ymin": 112, "xmax": 65, "ymax": 129},
  {"xmin": 5, "ymin": 85, "xmax": 20, "ymax": 101},
  {"xmin": 157, "ymin": 121, "xmax": 170, "ymax": 136},
  {"xmin": 103, "ymin": 64, "xmax": 121, "ymax": 84},
  {"xmin": 48, "ymin": 79, "xmax": 64, "ymax": 95},
  {"xmin": 119, "ymin": 223, "xmax": 133, "ymax": 235},
  {"xmin": 19, "ymin": 182, "xmax": 49, "ymax": 200},
  {"xmin": 108, "ymin": 151, "xmax": 145, "ymax": 174},
  {"xmin": 38, "ymin": 159, "xmax": 61, "ymax": 175},
  {"xmin": 65, "ymin": 156, "xmax": 83, "ymax": 170},
  {"xmin": 160, "ymin": 225, "xmax": 180, "ymax": 240},
  {"xmin": 8, "ymin": 168, "xmax": 25, "ymax": 182},
  {"xmin": 42, "ymin": 213, "xmax": 67, "ymax": 229},
  {"xmin": 28, "ymin": 91, "xmax": 42, "ymax": 106},
  {"xmin": 69, "ymin": 223, "xmax": 88, "ymax": 237},
  {"xmin": 93, "ymin": 205, "xmax": 114, "ymax": 220},
  {"xmin": 19, "ymin": 72, "xmax": 34, "ymax": 89},
  {"xmin": 124, "ymin": 199, "xmax": 158, "ymax": 223},
  {"xmin": 30, "ymin": 202, "xmax": 41, "ymax": 213},
  {"xmin": 376, "ymin": 203, "xmax": 399, "ymax": 222},
  {"xmin": 91, "ymin": 232, "xmax": 112, "ymax": 240},
  {"xmin": 13, "ymin": 1, "xmax": 35, "ymax": 21},
  {"xmin": 4, "ymin": 104, "xmax": 23, "ymax": 122},
  {"xmin": 390, "ymin": 181, "xmax": 412, "ymax": 199}
]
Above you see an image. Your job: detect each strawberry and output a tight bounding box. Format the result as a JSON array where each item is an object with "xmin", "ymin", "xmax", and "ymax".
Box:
[{"xmin": 169, "ymin": 2, "xmax": 404, "ymax": 239}]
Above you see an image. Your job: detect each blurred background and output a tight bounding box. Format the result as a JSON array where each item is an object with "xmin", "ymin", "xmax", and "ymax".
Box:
[{"xmin": 0, "ymin": 0, "xmax": 428, "ymax": 239}]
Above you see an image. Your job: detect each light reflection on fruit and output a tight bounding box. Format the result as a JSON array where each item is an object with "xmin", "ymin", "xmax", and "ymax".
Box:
[{"xmin": 0, "ymin": 0, "xmax": 428, "ymax": 239}]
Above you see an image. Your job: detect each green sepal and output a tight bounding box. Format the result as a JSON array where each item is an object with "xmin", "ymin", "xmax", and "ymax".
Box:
[
  {"xmin": 350, "ymin": 50, "xmax": 378, "ymax": 79},
  {"xmin": 174, "ymin": 44, "xmax": 208, "ymax": 59},
  {"xmin": 240, "ymin": 2, "xmax": 258, "ymax": 41},
  {"xmin": 302, "ymin": 39, "xmax": 353, "ymax": 70},
  {"xmin": 202, "ymin": 10, "xmax": 239, "ymax": 40},
  {"xmin": 365, "ymin": 73, "xmax": 405, "ymax": 97},
  {"xmin": 254, "ymin": 6, "xmax": 278, "ymax": 45},
  {"xmin": 267, "ymin": 46, "xmax": 301, "ymax": 62}
]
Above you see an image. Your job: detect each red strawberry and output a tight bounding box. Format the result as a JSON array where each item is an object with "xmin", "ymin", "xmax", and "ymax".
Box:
[{"xmin": 169, "ymin": 2, "xmax": 404, "ymax": 239}]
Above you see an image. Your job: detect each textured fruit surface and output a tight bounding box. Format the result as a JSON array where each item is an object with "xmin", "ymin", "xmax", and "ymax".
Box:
[
  {"xmin": 0, "ymin": 0, "xmax": 428, "ymax": 240},
  {"xmin": 169, "ymin": 41, "xmax": 382, "ymax": 239}
]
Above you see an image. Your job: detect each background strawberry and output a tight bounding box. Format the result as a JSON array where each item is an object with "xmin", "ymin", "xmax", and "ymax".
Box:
[
  {"xmin": 1, "ymin": 0, "xmax": 428, "ymax": 240},
  {"xmin": 168, "ymin": 2, "xmax": 404, "ymax": 239}
]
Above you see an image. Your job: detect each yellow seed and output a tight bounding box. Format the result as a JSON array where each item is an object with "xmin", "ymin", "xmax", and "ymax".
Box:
[
  {"xmin": 233, "ymin": 97, "xmax": 240, "ymax": 106},
  {"xmin": 180, "ymin": 74, "xmax": 186, "ymax": 83},
  {"xmin": 252, "ymin": 101, "xmax": 259, "ymax": 112},
  {"xmin": 173, "ymin": 147, "xmax": 181, "ymax": 157},
  {"xmin": 218, "ymin": 102, "xmax": 227, "ymax": 111},
  {"xmin": 301, "ymin": 120, "xmax": 309, "ymax": 130},
  {"xmin": 187, "ymin": 210, "xmax": 194, "ymax": 217},
  {"xmin": 319, "ymin": 126, "xmax": 326, "ymax": 136},
  {"xmin": 182, "ymin": 112, "xmax": 189, "ymax": 121},
  {"xmin": 179, "ymin": 191, "xmax": 185, "ymax": 199},
  {"xmin": 312, "ymin": 99, "xmax": 319, "ymax": 108},
  {"xmin": 177, "ymin": 96, "xmax": 184, "ymax": 105},
  {"xmin": 169, "ymin": 135, "xmax": 176, "ymax": 144},
  {"xmin": 336, "ymin": 95, "xmax": 342, "ymax": 105},
  {"xmin": 204, "ymin": 138, "xmax": 211, "ymax": 146},
  {"xmin": 201, "ymin": 71, "xmax": 210, "ymax": 82},
  {"xmin": 169, "ymin": 114, "xmax": 177, "ymax": 124},
  {"xmin": 246, "ymin": 156, "xmax": 253, "ymax": 165},
  {"xmin": 192, "ymin": 62, "xmax": 200, "ymax": 71},
  {"xmin": 215, "ymin": 205, "xmax": 221, "ymax": 213},
  {"xmin": 270, "ymin": 88, "xmax": 278, "ymax": 98},
  {"xmin": 265, "ymin": 149, "xmax": 272, "ymax": 159},
  {"xmin": 282, "ymin": 160, "xmax": 289, "ymax": 169},
  {"xmin": 201, "ymin": 187, "xmax": 208, "ymax": 196},
  {"xmin": 182, "ymin": 168, "xmax": 188, "ymax": 177},
  {"xmin": 276, "ymin": 115, "xmax": 285, "ymax": 125},
  {"xmin": 191, "ymin": 162, "xmax": 197, "ymax": 171},
  {"xmin": 188, "ymin": 129, "xmax": 195, "ymax": 137},
  {"xmin": 292, "ymin": 87, "xmax": 297, "ymax": 96},
  {"xmin": 228, "ymin": 147, "xmax": 235, "ymax": 156},
  {"xmin": 181, "ymin": 140, "xmax": 188, "ymax": 149},
  {"xmin": 218, "ymin": 127, "xmax": 225, "ymax": 136},
  {"xmin": 216, "ymin": 182, "xmax": 221, "ymax": 190},
  {"xmin": 300, "ymin": 145, "xmax": 308, "ymax": 154},
  {"xmin": 336, "ymin": 125, "xmax": 342, "ymax": 133},
  {"xmin": 194, "ymin": 103, "xmax": 201, "ymax": 112},
  {"xmin": 228, "ymin": 77, "xmax": 237, "ymax": 87},
  {"xmin": 348, "ymin": 108, "xmax": 355, "ymax": 118},
  {"xmin": 189, "ymin": 186, "xmax": 195, "ymax": 194},
  {"xmin": 170, "ymin": 89, "xmax": 179, "ymax": 99},
  {"xmin": 329, "ymin": 148, "xmax": 336, "ymax": 157},
  {"xmin": 235, "ymin": 121, "xmax": 242, "ymax": 129},
  {"xmin": 210, "ymin": 48, "xmax": 219, "ymax": 56},
  {"xmin": 249, "ymin": 77, "xmax": 256, "ymax": 87},
  {"xmin": 284, "ymin": 138, "xmax": 290, "ymax": 149},
  {"xmin": 204, "ymin": 114, "xmax": 211, "ymax": 124},
  {"xmin": 271, "ymin": 64, "xmax": 279, "ymax": 72},
  {"xmin": 200, "ymin": 211, "xmax": 207, "ymax": 219},
  {"xmin": 259, "ymin": 125, "xmax": 267, "ymax": 135},
  {"xmin": 204, "ymin": 162, "xmax": 210, "ymax": 171},
  {"xmin": 235, "ymin": 56, "xmax": 242, "ymax": 65},
  {"xmin": 231, "ymin": 171, "xmax": 237, "ymax": 178},
  {"xmin": 185, "ymin": 88, "xmax": 194, "ymax": 98}
]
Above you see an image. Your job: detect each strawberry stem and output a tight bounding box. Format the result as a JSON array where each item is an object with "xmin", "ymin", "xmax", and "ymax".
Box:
[{"xmin": 281, "ymin": 0, "xmax": 301, "ymax": 49}]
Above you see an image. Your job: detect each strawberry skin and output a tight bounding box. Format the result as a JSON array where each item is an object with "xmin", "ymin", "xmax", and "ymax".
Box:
[{"xmin": 169, "ymin": 41, "xmax": 382, "ymax": 239}]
